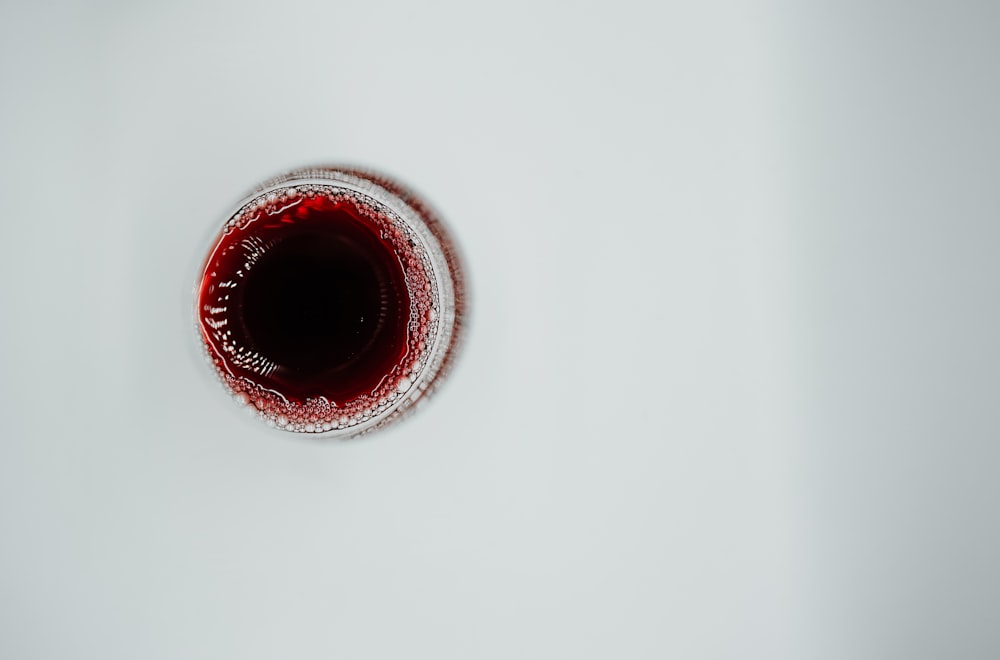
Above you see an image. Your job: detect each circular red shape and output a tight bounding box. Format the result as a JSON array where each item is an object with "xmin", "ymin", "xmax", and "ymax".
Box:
[
  {"xmin": 199, "ymin": 194, "xmax": 413, "ymax": 403},
  {"xmin": 195, "ymin": 168, "xmax": 465, "ymax": 437}
]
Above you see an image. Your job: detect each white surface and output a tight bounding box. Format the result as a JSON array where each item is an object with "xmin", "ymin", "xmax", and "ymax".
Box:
[{"xmin": 1, "ymin": 2, "xmax": 998, "ymax": 659}]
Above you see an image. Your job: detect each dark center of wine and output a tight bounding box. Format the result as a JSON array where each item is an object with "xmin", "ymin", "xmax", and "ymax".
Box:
[{"xmin": 242, "ymin": 228, "xmax": 395, "ymax": 374}]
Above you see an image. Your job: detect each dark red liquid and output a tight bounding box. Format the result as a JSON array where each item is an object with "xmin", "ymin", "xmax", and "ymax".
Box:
[
  {"xmin": 199, "ymin": 194, "xmax": 410, "ymax": 404},
  {"xmin": 197, "ymin": 171, "xmax": 463, "ymax": 436}
]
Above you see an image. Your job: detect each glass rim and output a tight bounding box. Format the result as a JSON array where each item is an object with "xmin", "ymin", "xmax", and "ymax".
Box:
[{"xmin": 192, "ymin": 165, "xmax": 466, "ymax": 439}]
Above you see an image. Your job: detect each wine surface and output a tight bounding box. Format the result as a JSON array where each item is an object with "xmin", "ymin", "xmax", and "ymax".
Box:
[{"xmin": 197, "ymin": 181, "xmax": 444, "ymax": 435}]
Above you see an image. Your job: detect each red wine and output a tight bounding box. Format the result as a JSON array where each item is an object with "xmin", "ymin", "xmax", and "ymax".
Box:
[{"xmin": 196, "ymin": 169, "xmax": 464, "ymax": 436}]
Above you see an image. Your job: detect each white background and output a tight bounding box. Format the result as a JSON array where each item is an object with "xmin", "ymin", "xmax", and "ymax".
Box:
[{"xmin": 2, "ymin": 1, "xmax": 998, "ymax": 658}]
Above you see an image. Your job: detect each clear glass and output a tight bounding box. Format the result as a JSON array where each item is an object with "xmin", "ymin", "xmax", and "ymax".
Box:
[{"xmin": 193, "ymin": 166, "xmax": 466, "ymax": 439}]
